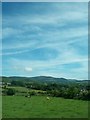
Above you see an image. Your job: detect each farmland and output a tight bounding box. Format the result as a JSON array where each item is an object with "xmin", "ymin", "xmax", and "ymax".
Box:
[
  {"xmin": 2, "ymin": 76, "xmax": 89, "ymax": 118},
  {"xmin": 2, "ymin": 95, "xmax": 88, "ymax": 118}
]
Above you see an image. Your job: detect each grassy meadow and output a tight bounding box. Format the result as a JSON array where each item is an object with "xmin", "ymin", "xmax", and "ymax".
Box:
[
  {"xmin": 2, "ymin": 95, "xmax": 88, "ymax": 118},
  {"xmin": 0, "ymin": 95, "xmax": 2, "ymax": 119}
]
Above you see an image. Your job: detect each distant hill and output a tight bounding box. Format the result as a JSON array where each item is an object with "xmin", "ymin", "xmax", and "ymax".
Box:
[{"xmin": 0, "ymin": 76, "xmax": 89, "ymax": 85}]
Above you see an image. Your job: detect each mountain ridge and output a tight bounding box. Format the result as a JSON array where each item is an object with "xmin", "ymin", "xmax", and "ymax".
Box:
[{"xmin": 1, "ymin": 76, "xmax": 89, "ymax": 84}]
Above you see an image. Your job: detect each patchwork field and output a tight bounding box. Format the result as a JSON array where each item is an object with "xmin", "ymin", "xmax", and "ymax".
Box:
[{"xmin": 2, "ymin": 96, "xmax": 88, "ymax": 118}]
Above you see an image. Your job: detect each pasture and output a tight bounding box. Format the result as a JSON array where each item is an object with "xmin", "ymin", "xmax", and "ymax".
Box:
[
  {"xmin": 6, "ymin": 86, "xmax": 46, "ymax": 96},
  {"xmin": 2, "ymin": 96, "xmax": 88, "ymax": 118}
]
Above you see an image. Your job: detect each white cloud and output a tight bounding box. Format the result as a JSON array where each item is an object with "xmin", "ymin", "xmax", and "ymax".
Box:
[
  {"xmin": 2, "ymin": 27, "xmax": 23, "ymax": 39},
  {"xmin": 4, "ymin": 55, "xmax": 88, "ymax": 79},
  {"xmin": 24, "ymin": 67, "xmax": 32, "ymax": 72},
  {"xmin": 9, "ymin": 50, "xmax": 88, "ymax": 70},
  {"xmin": 1, "ymin": 49, "xmax": 30, "ymax": 56},
  {"xmin": 14, "ymin": 65, "xmax": 32, "ymax": 72},
  {"xmin": 2, "ymin": 25, "xmax": 88, "ymax": 55},
  {"xmin": 2, "ymin": 2, "xmax": 88, "ymax": 55}
]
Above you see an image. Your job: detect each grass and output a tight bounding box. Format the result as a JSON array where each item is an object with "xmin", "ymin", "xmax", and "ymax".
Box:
[
  {"xmin": 7, "ymin": 86, "xmax": 28, "ymax": 92},
  {"xmin": 6, "ymin": 86, "xmax": 46, "ymax": 93},
  {"xmin": 0, "ymin": 96, "xmax": 2, "ymax": 119},
  {"xmin": 2, "ymin": 95, "xmax": 88, "ymax": 118}
]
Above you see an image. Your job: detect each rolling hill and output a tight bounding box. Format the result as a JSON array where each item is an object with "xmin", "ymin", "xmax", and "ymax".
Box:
[{"xmin": 1, "ymin": 76, "xmax": 89, "ymax": 85}]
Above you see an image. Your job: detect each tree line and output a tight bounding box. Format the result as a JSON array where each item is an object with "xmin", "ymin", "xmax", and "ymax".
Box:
[{"xmin": 3, "ymin": 80, "xmax": 90, "ymax": 100}]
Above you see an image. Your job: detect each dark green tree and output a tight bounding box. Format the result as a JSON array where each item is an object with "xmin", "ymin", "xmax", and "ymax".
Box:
[{"xmin": 6, "ymin": 88, "xmax": 15, "ymax": 96}]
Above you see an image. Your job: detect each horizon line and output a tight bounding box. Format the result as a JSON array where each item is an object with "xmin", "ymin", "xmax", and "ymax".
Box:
[{"xmin": 0, "ymin": 75, "xmax": 88, "ymax": 81}]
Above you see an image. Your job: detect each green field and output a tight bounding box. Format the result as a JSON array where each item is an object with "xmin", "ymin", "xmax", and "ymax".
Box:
[
  {"xmin": 2, "ymin": 96, "xmax": 88, "ymax": 118},
  {"xmin": 0, "ymin": 96, "xmax": 2, "ymax": 119}
]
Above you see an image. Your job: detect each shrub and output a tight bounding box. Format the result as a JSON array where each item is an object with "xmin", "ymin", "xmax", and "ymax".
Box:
[
  {"xmin": 28, "ymin": 91, "xmax": 36, "ymax": 96},
  {"xmin": 6, "ymin": 88, "xmax": 15, "ymax": 96}
]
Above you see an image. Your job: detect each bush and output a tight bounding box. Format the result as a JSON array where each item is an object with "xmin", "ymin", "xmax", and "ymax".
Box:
[
  {"xmin": 6, "ymin": 88, "xmax": 15, "ymax": 96},
  {"xmin": 28, "ymin": 91, "xmax": 36, "ymax": 96},
  {"xmin": 11, "ymin": 80, "xmax": 25, "ymax": 87}
]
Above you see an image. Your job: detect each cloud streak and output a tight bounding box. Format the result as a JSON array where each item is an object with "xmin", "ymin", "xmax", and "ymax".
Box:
[{"xmin": 2, "ymin": 2, "xmax": 88, "ymax": 79}]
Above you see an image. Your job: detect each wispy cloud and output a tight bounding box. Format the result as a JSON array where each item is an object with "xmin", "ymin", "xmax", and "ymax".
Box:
[
  {"xmin": 2, "ymin": 2, "xmax": 88, "ymax": 79},
  {"xmin": 14, "ymin": 66, "xmax": 32, "ymax": 72},
  {"xmin": 2, "ymin": 27, "xmax": 23, "ymax": 39}
]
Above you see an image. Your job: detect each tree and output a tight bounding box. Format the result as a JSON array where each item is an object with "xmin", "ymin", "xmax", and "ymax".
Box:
[
  {"xmin": 11, "ymin": 80, "xmax": 25, "ymax": 87},
  {"xmin": 6, "ymin": 88, "xmax": 15, "ymax": 96}
]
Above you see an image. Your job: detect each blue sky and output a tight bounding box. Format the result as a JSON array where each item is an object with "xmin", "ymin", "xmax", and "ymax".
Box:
[
  {"xmin": 2, "ymin": 2, "xmax": 88, "ymax": 80},
  {"xmin": 2, "ymin": 0, "xmax": 89, "ymax": 2}
]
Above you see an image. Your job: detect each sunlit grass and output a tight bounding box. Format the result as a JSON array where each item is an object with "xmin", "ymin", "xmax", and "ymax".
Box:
[{"xmin": 2, "ymin": 96, "xmax": 88, "ymax": 118}]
